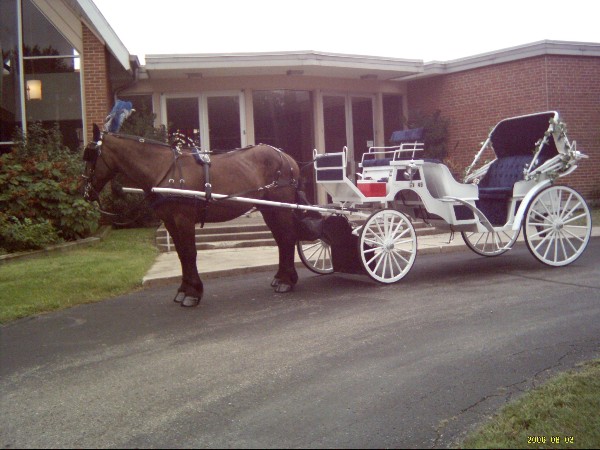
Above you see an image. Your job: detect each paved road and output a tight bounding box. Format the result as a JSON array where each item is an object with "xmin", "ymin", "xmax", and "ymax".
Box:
[{"xmin": 2, "ymin": 239, "xmax": 599, "ymax": 448}]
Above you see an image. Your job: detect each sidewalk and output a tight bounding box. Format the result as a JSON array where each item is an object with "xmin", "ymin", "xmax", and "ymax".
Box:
[
  {"xmin": 142, "ymin": 232, "xmax": 462, "ymax": 287},
  {"xmin": 142, "ymin": 217, "xmax": 600, "ymax": 288}
]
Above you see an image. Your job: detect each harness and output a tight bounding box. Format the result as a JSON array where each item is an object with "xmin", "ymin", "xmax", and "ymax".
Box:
[{"xmin": 81, "ymin": 133, "xmax": 299, "ymax": 227}]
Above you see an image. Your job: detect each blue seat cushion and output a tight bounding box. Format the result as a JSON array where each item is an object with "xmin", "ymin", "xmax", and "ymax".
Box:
[
  {"xmin": 362, "ymin": 158, "xmax": 393, "ymax": 167},
  {"xmin": 478, "ymin": 155, "xmax": 531, "ymax": 199}
]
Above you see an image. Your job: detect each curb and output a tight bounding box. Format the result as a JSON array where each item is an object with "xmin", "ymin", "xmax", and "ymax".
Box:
[{"xmin": 0, "ymin": 226, "xmax": 111, "ymax": 265}]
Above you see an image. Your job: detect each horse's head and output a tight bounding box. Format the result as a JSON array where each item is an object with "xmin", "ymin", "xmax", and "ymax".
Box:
[{"xmin": 80, "ymin": 124, "xmax": 117, "ymax": 202}]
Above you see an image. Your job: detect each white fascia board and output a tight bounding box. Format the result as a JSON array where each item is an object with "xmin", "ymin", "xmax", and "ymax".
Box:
[
  {"xmin": 74, "ymin": 0, "xmax": 131, "ymax": 71},
  {"xmin": 145, "ymin": 51, "xmax": 423, "ymax": 73},
  {"xmin": 399, "ymin": 40, "xmax": 600, "ymax": 80}
]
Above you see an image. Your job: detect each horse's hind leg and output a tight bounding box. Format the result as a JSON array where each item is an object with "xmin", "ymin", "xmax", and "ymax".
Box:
[
  {"xmin": 260, "ymin": 208, "xmax": 298, "ymax": 293},
  {"xmin": 162, "ymin": 214, "xmax": 204, "ymax": 307}
]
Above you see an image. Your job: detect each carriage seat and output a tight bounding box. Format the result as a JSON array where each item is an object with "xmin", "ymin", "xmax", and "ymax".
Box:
[
  {"xmin": 390, "ymin": 127, "xmax": 424, "ymax": 144},
  {"xmin": 477, "ymin": 155, "xmax": 532, "ymax": 199},
  {"xmin": 361, "ymin": 158, "xmax": 393, "ymax": 167}
]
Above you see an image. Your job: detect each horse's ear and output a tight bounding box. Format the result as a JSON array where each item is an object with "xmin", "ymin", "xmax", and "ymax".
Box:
[{"xmin": 93, "ymin": 124, "xmax": 101, "ymax": 142}]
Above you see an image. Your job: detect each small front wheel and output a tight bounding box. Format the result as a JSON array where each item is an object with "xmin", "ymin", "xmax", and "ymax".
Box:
[
  {"xmin": 461, "ymin": 228, "xmax": 520, "ymax": 257},
  {"xmin": 523, "ymin": 185, "xmax": 591, "ymax": 266},
  {"xmin": 358, "ymin": 209, "xmax": 417, "ymax": 284},
  {"xmin": 297, "ymin": 239, "xmax": 334, "ymax": 274}
]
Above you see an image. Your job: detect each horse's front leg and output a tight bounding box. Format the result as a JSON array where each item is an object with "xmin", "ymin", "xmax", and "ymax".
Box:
[
  {"xmin": 163, "ymin": 214, "xmax": 204, "ymax": 307},
  {"xmin": 261, "ymin": 208, "xmax": 298, "ymax": 293}
]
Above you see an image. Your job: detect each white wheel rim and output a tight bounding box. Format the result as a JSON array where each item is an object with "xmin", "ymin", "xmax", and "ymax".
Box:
[
  {"xmin": 359, "ymin": 210, "xmax": 417, "ymax": 283},
  {"xmin": 462, "ymin": 229, "xmax": 519, "ymax": 256},
  {"xmin": 298, "ymin": 240, "xmax": 334, "ymax": 274},
  {"xmin": 524, "ymin": 186, "xmax": 591, "ymax": 266}
]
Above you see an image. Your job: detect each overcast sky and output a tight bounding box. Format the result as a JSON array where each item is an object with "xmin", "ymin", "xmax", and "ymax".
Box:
[{"xmin": 92, "ymin": 0, "xmax": 599, "ymax": 64}]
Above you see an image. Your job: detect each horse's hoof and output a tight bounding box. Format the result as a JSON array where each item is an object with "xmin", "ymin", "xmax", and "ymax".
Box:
[
  {"xmin": 270, "ymin": 278, "xmax": 281, "ymax": 287},
  {"xmin": 273, "ymin": 283, "xmax": 293, "ymax": 293},
  {"xmin": 173, "ymin": 291, "xmax": 186, "ymax": 303},
  {"xmin": 181, "ymin": 296, "xmax": 200, "ymax": 307}
]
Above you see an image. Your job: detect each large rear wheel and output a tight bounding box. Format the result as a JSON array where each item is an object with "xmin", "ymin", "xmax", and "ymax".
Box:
[
  {"xmin": 358, "ymin": 209, "xmax": 417, "ymax": 283},
  {"xmin": 523, "ymin": 185, "xmax": 591, "ymax": 266}
]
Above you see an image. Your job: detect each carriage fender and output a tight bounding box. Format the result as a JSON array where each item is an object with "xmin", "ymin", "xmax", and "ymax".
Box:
[{"xmin": 511, "ymin": 179, "xmax": 552, "ymax": 231}]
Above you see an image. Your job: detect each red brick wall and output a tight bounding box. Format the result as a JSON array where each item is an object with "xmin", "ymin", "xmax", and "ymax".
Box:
[
  {"xmin": 407, "ymin": 55, "xmax": 600, "ymax": 201},
  {"xmin": 82, "ymin": 24, "xmax": 112, "ymax": 143}
]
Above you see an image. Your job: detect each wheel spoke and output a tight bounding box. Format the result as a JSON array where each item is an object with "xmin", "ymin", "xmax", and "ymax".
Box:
[{"xmin": 359, "ymin": 209, "xmax": 416, "ymax": 283}]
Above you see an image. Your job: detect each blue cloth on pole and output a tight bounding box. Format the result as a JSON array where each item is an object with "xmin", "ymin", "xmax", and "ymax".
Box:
[{"xmin": 104, "ymin": 100, "xmax": 134, "ymax": 133}]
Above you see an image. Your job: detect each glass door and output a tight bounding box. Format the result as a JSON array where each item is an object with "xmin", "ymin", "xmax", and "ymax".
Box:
[
  {"xmin": 322, "ymin": 93, "xmax": 374, "ymax": 179},
  {"xmin": 164, "ymin": 92, "xmax": 245, "ymax": 150},
  {"xmin": 165, "ymin": 96, "xmax": 200, "ymax": 144},
  {"xmin": 203, "ymin": 92, "xmax": 245, "ymax": 151}
]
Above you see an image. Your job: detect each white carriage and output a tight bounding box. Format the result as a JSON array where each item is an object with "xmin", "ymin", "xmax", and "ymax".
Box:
[{"xmin": 298, "ymin": 111, "xmax": 592, "ymax": 283}]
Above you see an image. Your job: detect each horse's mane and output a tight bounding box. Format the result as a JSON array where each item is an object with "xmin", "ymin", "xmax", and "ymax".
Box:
[{"xmin": 106, "ymin": 132, "xmax": 171, "ymax": 148}]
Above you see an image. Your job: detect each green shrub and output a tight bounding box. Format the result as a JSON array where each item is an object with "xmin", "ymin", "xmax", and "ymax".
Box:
[
  {"xmin": 407, "ymin": 109, "xmax": 450, "ymax": 160},
  {"xmin": 0, "ymin": 123, "xmax": 99, "ymax": 252},
  {"xmin": 0, "ymin": 213, "xmax": 61, "ymax": 253}
]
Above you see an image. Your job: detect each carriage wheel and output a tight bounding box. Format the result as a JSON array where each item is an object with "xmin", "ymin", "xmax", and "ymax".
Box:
[
  {"xmin": 358, "ymin": 209, "xmax": 417, "ymax": 284},
  {"xmin": 523, "ymin": 185, "xmax": 591, "ymax": 266},
  {"xmin": 297, "ymin": 239, "xmax": 334, "ymax": 274},
  {"xmin": 461, "ymin": 228, "xmax": 520, "ymax": 257}
]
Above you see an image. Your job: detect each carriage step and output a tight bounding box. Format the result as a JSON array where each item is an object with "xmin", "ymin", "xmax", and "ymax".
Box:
[
  {"xmin": 195, "ymin": 230, "xmax": 274, "ymax": 243},
  {"xmin": 195, "ymin": 239, "xmax": 277, "ymax": 250}
]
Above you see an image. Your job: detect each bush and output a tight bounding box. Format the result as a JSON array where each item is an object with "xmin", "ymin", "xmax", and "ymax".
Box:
[
  {"xmin": 0, "ymin": 123, "xmax": 99, "ymax": 252},
  {"xmin": 0, "ymin": 213, "xmax": 60, "ymax": 253},
  {"xmin": 407, "ymin": 109, "xmax": 449, "ymax": 160}
]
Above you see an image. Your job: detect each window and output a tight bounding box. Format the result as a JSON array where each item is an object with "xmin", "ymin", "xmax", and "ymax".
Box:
[
  {"xmin": 206, "ymin": 94, "xmax": 241, "ymax": 150},
  {"xmin": 166, "ymin": 97, "xmax": 200, "ymax": 144},
  {"xmin": 0, "ymin": 0, "xmax": 22, "ymax": 152},
  {"xmin": 1, "ymin": 0, "xmax": 85, "ymax": 151},
  {"xmin": 253, "ymin": 90, "xmax": 314, "ymax": 199},
  {"xmin": 253, "ymin": 90, "xmax": 313, "ymax": 162},
  {"xmin": 383, "ymin": 94, "xmax": 403, "ymax": 145}
]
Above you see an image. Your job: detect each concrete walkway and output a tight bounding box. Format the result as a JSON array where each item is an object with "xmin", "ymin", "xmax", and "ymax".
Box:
[{"xmin": 141, "ymin": 212, "xmax": 600, "ymax": 288}]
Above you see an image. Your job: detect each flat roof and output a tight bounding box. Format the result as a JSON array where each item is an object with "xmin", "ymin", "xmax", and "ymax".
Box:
[
  {"xmin": 143, "ymin": 51, "xmax": 424, "ymax": 81},
  {"xmin": 140, "ymin": 41, "xmax": 600, "ymax": 82},
  {"xmin": 409, "ymin": 40, "xmax": 600, "ymax": 80}
]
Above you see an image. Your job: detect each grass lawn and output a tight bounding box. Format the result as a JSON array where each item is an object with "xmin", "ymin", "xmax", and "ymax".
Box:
[
  {"xmin": 461, "ymin": 359, "xmax": 600, "ymax": 449},
  {"xmin": 0, "ymin": 227, "xmax": 158, "ymax": 323}
]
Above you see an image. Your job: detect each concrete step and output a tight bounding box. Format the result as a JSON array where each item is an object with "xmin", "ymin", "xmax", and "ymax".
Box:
[{"xmin": 155, "ymin": 217, "xmax": 441, "ymax": 252}]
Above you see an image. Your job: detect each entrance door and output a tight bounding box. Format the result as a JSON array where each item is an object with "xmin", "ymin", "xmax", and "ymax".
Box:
[
  {"xmin": 323, "ymin": 94, "xmax": 374, "ymax": 179},
  {"xmin": 164, "ymin": 92, "xmax": 245, "ymax": 150},
  {"xmin": 165, "ymin": 96, "xmax": 200, "ymax": 144},
  {"xmin": 203, "ymin": 92, "xmax": 245, "ymax": 151}
]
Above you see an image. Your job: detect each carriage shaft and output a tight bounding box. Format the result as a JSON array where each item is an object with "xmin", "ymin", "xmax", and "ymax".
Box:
[{"xmin": 150, "ymin": 187, "xmax": 357, "ymax": 216}]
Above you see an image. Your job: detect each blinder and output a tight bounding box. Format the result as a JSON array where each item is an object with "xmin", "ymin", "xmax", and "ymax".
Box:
[
  {"xmin": 81, "ymin": 140, "xmax": 102, "ymax": 201},
  {"xmin": 82, "ymin": 142, "xmax": 99, "ymax": 164}
]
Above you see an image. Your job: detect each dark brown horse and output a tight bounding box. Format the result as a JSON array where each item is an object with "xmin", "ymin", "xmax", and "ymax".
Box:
[{"xmin": 82, "ymin": 125, "xmax": 305, "ymax": 307}]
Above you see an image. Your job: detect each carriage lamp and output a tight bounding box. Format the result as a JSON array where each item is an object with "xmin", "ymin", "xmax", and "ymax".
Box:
[{"xmin": 26, "ymin": 79, "xmax": 42, "ymax": 100}]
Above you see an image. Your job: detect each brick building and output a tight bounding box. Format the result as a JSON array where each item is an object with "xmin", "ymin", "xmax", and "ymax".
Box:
[
  {"xmin": 2, "ymin": 0, "xmax": 598, "ymax": 202},
  {"xmin": 406, "ymin": 43, "xmax": 600, "ymax": 200}
]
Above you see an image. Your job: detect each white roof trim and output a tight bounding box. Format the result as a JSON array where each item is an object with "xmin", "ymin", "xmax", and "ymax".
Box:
[
  {"xmin": 73, "ymin": 0, "xmax": 131, "ymax": 71},
  {"xmin": 399, "ymin": 40, "xmax": 600, "ymax": 80},
  {"xmin": 144, "ymin": 50, "xmax": 423, "ymax": 79}
]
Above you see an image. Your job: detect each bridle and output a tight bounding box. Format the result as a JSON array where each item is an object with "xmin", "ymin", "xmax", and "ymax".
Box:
[
  {"xmin": 81, "ymin": 133, "xmax": 300, "ymax": 226},
  {"xmin": 81, "ymin": 137, "xmax": 103, "ymax": 202},
  {"xmin": 81, "ymin": 134, "xmax": 149, "ymax": 224}
]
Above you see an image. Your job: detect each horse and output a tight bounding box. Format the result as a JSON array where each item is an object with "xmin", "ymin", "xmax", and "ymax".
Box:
[{"xmin": 81, "ymin": 124, "xmax": 308, "ymax": 307}]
